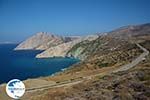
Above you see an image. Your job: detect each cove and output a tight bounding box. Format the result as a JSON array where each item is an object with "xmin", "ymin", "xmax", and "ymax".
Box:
[{"xmin": 0, "ymin": 44, "xmax": 79, "ymax": 84}]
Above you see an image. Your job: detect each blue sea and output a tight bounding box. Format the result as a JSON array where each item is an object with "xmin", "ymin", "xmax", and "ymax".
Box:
[{"xmin": 0, "ymin": 44, "xmax": 79, "ymax": 84}]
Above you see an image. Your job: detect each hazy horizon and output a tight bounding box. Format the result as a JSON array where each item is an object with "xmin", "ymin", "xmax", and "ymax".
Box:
[{"xmin": 0, "ymin": 0, "xmax": 150, "ymax": 42}]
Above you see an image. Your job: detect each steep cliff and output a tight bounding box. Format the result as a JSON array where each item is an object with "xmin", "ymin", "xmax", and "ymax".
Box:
[{"xmin": 36, "ymin": 35, "xmax": 98, "ymax": 58}]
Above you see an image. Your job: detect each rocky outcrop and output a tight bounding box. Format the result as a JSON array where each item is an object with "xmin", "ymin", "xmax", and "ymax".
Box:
[
  {"xmin": 14, "ymin": 31, "xmax": 98, "ymax": 58},
  {"xmin": 36, "ymin": 35, "xmax": 98, "ymax": 58},
  {"xmin": 14, "ymin": 32, "xmax": 64, "ymax": 50}
]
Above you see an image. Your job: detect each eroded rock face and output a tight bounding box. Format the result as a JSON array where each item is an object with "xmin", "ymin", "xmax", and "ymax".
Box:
[
  {"xmin": 14, "ymin": 32, "xmax": 64, "ymax": 50},
  {"xmin": 36, "ymin": 35, "xmax": 98, "ymax": 58},
  {"xmin": 14, "ymin": 31, "xmax": 98, "ymax": 58}
]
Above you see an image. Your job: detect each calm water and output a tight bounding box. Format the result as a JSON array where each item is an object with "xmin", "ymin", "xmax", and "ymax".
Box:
[{"xmin": 0, "ymin": 44, "xmax": 79, "ymax": 84}]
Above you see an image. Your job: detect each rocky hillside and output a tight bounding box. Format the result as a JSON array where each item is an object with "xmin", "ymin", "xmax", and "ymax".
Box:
[
  {"xmin": 108, "ymin": 23, "xmax": 150, "ymax": 39},
  {"xmin": 53, "ymin": 38, "xmax": 143, "ymax": 76},
  {"xmin": 14, "ymin": 32, "xmax": 65, "ymax": 50},
  {"xmin": 13, "ymin": 31, "xmax": 150, "ymax": 100},
  {"xmin": 25, "ymin": 59, "xmax": 150, "ymax": 100},
  {"xmin": 67, "ymin": 23, "xmax": 150, "ymax": 60},
  {"xmin": 42, "ymin": 23, "xmax": 150, "ymax": 81},
  {"xmin": 67, "ymin": 36, "xmax": 141, "ymax": 61},
  {"xmin": 15, "ymin": 23, "xmax": 150, "ymax": 58},
  {"xmin": 36, "ymin": 35, "xmax": 98, "ymax": 58}
]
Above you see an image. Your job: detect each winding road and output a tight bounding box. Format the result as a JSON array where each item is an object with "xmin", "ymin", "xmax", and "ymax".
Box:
[
  {"xmin": 26, "ymin": 43, "xmax": 149, "ymax": 92},
  {"xmin": 113, "ymin": 43, "xmax": 149, "ymax": 72}
]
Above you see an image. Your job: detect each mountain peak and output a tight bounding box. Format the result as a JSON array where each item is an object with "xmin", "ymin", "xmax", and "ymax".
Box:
[
  {"xmin": 14, "ymin": 32, "xmax": 64, "ymax": 50},
  {"xmin": 36, "ymin": 32, "xmax": 53, "ymax": 37}
]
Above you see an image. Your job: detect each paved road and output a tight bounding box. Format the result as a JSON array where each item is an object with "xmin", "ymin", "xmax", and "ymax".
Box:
[
  {"xmin": 26, "ymin": 43, "xmax": 149, "ymax": 92},
  {"xmin": 113, "ymin": 43, "xmax": 149, "ymax": 72}
]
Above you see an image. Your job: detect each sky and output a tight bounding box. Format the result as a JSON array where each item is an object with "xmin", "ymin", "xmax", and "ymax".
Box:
[{"xmin": 0, "ymin": 0, "xmax": 150, "ymax": 42}]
